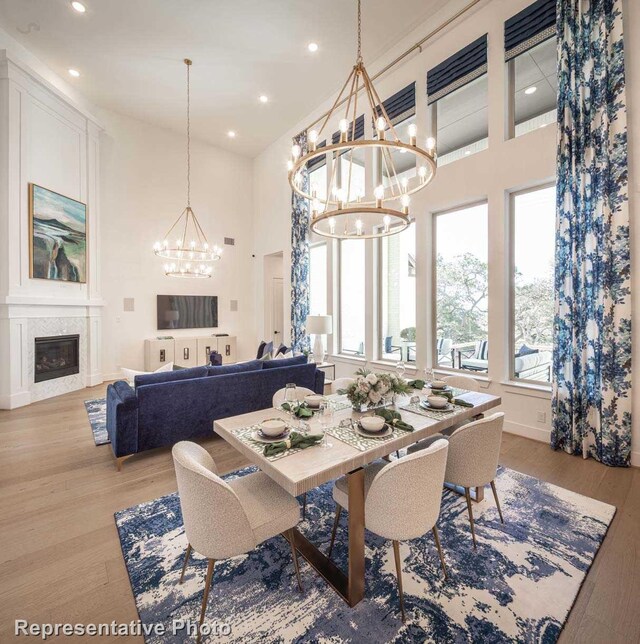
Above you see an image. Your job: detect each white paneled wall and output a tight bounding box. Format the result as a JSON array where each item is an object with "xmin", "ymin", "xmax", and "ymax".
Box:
[{"xmin": 0, "ymin": 50, "xmax": 103, "ymax": 408}]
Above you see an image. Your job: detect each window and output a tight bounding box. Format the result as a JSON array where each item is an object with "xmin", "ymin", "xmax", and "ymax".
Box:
[
  {"xmin": 309, "ymin": 164, "xmax": 327, "ymax": 208},
  {"xmin": 382, "ymin": 114, "xmax": 417, "ymax": 188},
  {"xmin": 512, "ymin": 38, "xmax": 557, "ymax": 136},
  {"xmin": 511, "ymin": 185, "xmax": 555, "ymax": 382},
  {"xmin": 435, "ymin": 75, "xmax": 489, "ymax": 165},
  {"xmin": 380, "ymin": 226, "xmax": 416, "ymax": 362},
  {"xmin": 434, "ymin": 203, "xmax": 488, "ymax": 371},
  {"xmin": 339, "ymin": 149, "xmax": 366, "ymax": 200},
  {"xmin": 339, "ymin": 239, "xmax": 365, "ymax": 355},
  {"xmin": 309, "ymin": 243, "xmax": 327, "ymax": 316}
]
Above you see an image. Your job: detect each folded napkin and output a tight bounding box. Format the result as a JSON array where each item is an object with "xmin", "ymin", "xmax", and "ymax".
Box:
[
  {"xmin": 407, "ymin": 379, "xmax": 425, "ymax": 390},
  {"xmin": 375, "ymin": 409, "xmax": 414, "ymax": 432},
  {"xmin": 281, "ymin": 402, "xmax": 314, "ymax": 418},
  {"xmin": 263, "ymin": 431, "xmax": 323, "ymax": 457},
  {"xmin": 430, "ymin": 390, "xmax": 474, "ymax": 408}
]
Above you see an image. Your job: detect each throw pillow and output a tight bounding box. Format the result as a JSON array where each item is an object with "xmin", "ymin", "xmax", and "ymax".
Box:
[
  {"xmin": 518, "ymin": 344, "xmax": 538, "ymax": 356},
  {"xmin": 121, "ymin": 362, "xmax": 174, "ymax": 385}
]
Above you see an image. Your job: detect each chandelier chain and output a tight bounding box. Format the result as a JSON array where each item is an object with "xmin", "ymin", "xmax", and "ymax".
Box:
[
  {"xmin": 357, "ymin": 0, "xmax": 362, "ymax": 61},
  {"xmin": 186, "ymin": 59, "xmax": 191, "ymax": 207}
]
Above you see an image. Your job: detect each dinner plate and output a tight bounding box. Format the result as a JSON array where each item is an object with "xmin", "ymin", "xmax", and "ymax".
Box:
[
  {"xmin": 252, "ymin": 428, "xmax": 291, "ymax": 444},
  {"xmin": 427, "ymin": 383, "xmax": 451, "ymax": 392},
  {"xmin": 355, "ymin": 423, "xmax": 393, "ymax": 439},
  {"xmin": 420, "ymin": 400, "xmax": 454, "ymax": 412}
]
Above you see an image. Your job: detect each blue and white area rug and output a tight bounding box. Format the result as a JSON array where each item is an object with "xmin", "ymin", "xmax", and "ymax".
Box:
[
  {"xmin": 115, "ymin": 466, "xmax": 615, "ymax": 643},
  {"xmin": 84, "ymin": 398, "xmax": 109, "ymax": 446}
]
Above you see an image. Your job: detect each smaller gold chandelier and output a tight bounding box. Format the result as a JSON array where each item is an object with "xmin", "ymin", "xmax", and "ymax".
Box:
[
  {"xmin": 154, "ymin": 59, "xmax": 222, "ymax": 278},
  {"xmin": 287, "ymin": 0, "xmax": 436, "ymax": 240}
]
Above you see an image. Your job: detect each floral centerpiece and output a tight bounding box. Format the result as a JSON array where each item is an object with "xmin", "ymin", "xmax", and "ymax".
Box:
[{"xmin": 344, "ymin": 368, "xmax": 412, "ymax": 411}]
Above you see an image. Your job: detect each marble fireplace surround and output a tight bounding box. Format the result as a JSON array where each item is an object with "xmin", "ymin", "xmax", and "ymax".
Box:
[{"xmin": 0, "ymin": 300, "xmax": 103, "ymax": 409}]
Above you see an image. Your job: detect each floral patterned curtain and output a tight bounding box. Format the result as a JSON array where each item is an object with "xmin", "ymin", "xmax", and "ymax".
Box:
[
  {"xmin": 290, "ymin": 131, "xmax": 311, "ymax": 353},
  {"xmin": 552, "ymin": 0, "xmax": 631, "ymax": 466}
]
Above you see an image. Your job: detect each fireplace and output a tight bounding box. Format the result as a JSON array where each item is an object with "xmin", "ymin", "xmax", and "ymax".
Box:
[{"xmin": 34, "ymin": 335, "xmax": 80, "ymax": 383}]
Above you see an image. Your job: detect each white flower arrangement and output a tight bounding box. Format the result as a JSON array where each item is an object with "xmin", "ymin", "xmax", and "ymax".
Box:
[{"xmin": 344, "ymin": 368, "xmax": 412, "ymax": 410}]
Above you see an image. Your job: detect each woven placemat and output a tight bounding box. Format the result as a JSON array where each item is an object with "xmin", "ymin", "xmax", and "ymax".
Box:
[
  {"xmin": 232, "ymin": 425, "xmax": 318, "ymax": 462},
  {"xmin": 325, "ymin": 422, "xmax": 412, "ymax": 452},
  {"xmin": 399, "ymin": 400, "xmax": 468, "ymax": 421}
]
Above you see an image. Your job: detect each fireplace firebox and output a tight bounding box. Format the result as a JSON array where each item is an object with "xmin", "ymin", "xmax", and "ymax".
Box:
[{"xmin": 34, "ymin": 334, "xmax": 80, "ymax": 383}]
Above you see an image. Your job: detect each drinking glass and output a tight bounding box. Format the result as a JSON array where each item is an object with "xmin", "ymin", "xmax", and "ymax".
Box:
[
  {"xmin": 317, "ymin": 402, "xmax": 334, "ymax": 448},
  {"xmin": 423, "ymin": 367, "xmax": 434, "ymax": 386},
  {"xmin": 284, "ymin": 383, "xmax": 298, "ymax": 428},
  {"xmin": 395, "ymin": 360, "xmax": 406, "ymax": 378}
]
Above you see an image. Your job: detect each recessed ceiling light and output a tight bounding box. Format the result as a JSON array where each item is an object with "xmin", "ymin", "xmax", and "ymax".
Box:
[
  {"xmin": 70, "ymin": 1, "xmax": 86, "ymax": 12},
  {"xmin": 68, "ymin": 68, "xmax": 80, "ymax": 77},
  {"xmin": 227, "ymin": 130, "xmax": 236, "ymax": 138},
  {"xmin": 307, "ymin": 42, "xmax": 319, "ymax": 53},
  {"xmin": 524, "ymin": 85, "xmax": 537, "ymax": 95},
  {"xmin": 259, "ymin": 95, "xmax": 268, "ymax": 104}
]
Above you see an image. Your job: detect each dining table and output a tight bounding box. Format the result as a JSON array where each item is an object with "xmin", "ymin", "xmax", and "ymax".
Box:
[{"xmin": 214, "ymin": 389, "xmax": 502, "ymax": 607}]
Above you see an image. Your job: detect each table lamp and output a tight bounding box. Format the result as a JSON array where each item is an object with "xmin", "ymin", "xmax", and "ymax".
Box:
[{"xmin": 306, "ymin": 315, "xmax": 332, "ymax": 364}]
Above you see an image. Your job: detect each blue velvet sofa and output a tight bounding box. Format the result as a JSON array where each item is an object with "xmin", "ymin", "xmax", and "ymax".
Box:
[{"xmin": 106, "ymin": 355, "xmax": 324, "ymax": 469}]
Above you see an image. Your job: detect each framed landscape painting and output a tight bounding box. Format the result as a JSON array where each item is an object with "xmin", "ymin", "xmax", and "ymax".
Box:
[{"xmin": 29, "ymin": 183, "xmax": 87, "ymax": 283}]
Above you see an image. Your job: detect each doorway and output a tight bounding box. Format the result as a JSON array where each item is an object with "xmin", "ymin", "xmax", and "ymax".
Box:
[{"xmin": 263, "ymin": 252, "xmax": 284, "ymax": 349}]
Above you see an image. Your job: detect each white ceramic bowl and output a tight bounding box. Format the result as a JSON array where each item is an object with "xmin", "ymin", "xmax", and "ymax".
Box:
[
  {"xmin": 430, "ymin": 380, "xmax": 447, "ymax": 389},
  {"xmin": 427, "ymin": 395, "xmax": 448, "ymax": 409},
  {"xmin": 304, "ymin": 394, "xmax": 324, "ymax": 408},
  {"xmin": 260, "ymin": 418, "xmax": 288, "ymax": 437},
  {"xmin": 360, "ymin": 415, "xmax": 386, "ymax": 431}
]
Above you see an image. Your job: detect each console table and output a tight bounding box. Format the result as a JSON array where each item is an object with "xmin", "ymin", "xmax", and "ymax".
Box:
[{"xmin": 144, "ymin": 335, "xmax": 237, "ymax": 370}]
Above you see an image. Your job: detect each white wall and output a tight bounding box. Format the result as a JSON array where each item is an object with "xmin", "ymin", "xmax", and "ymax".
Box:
[
  {"xmin": 253, "ymin": 0, "xmax": 640, "ymax": 466},
  {"xmin": 0, "ymin": 48, "xmax": 103, "ymax": 408},
  {"xmin": 99, "ymin": 109, "xmax": 256, "ymax": 378}
]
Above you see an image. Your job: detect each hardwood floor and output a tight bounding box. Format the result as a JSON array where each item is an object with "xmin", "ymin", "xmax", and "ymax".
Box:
[{"xmin": 0, "ymin": 384, "xmax": 638, "ymax": 643}]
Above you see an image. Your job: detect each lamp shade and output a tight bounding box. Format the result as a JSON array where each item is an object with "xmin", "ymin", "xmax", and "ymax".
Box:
[{"xmin": 306, "ymin": 315, "xmax": 332, "ymax": 335}]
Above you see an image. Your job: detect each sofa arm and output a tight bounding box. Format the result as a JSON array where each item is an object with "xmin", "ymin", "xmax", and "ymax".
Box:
[
  {"xmin": 106, "ymin": 380, "xmax": 139, "ymax": 458},
  {"xmin": 314, "ymin": 369, "xmax": 326, "ymax": 394}
]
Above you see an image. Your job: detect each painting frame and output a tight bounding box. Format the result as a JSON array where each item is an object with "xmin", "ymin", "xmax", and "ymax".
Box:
[{"xmin": 29, "ymin": 183, "xmax": 87, "ymax": 284}]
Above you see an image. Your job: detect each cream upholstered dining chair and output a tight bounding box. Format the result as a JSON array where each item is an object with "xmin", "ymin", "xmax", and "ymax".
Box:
[
  {"xmin": 442, "ymin": 374, "xmax": 479, "ymax": 392},
  {"xmin": 328, "ymin": 439, "xmax": 449, "ymax": 622},
  {"xmin": 411, "ymin": 413, "xmax": 505, "ymax": 549},
  {"xmin": 330, "ymin": 377, "xmax": 355, "ymax": 394},
  {"xmin": 172, "ymin": 442, "xmax": 303, "ymax": 640},
  {"xmin": 272, "ymin": 386, "xmax": 315, "ymax": 408}
]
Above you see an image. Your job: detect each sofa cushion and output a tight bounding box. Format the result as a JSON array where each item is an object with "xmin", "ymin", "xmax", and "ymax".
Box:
[
  {"xmin": 518, "ymin": 344, "xmax": 538, "ymax": 357},
  {"xmin": 515, "ymin": 351, "xmax": 551, "ymax": 374},
  {"xmin": 134, "ymin": 365, "xmax": 208, "ymax": 389},
  {"xmin": 207, "ymin": 360, "xmax": 263, "ymax": 376},
  {"xmin": 262, "ymin": 354, "xmax": 308, "ymax": 369}
]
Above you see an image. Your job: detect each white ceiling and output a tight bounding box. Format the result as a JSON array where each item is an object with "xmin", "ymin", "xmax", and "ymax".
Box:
[{"xmin": 0, "ymin": 0, "xmax": 450, "ymax": 157}]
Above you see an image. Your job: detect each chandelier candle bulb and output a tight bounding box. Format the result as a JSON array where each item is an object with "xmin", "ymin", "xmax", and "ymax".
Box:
[
  {"xmin": 408, "ymin": 123, "xmax": 417, "ymax": 145},
  {"xmin": 401, "ymin": 194, "xmax": 410, "ymax": 214},
  {"xmin": 356, "ymin": 219, "xmax": 363, "ymax": 235},
  {"xmin": 426, "ymin": 136, "xmax": 436, "ymax": 151},
  {"xmin": 308, "ymin": 129, "xmax": 318, "ymax": 151},
  {"xmin": 287, "ymin": 159, "xmax": 294, "ymax": 171}
]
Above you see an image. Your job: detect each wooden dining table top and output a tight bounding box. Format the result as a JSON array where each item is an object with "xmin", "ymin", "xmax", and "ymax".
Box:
[
  {"xmin": 214, "ymin": 392, "xmax": 501, "ymax": 496},
  {"xmin": 214, "ymin": 391, "xmax": 502, "ymax": 497}
]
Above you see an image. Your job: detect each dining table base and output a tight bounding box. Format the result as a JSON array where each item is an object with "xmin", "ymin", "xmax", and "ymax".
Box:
[{"xmin": 290, "ymin": 468, "xmax": 366, "ymax": 607}]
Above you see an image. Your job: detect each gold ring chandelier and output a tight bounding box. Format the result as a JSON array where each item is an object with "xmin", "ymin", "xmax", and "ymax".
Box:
[
  {"xmin": 153, "ymin": 59, "xmax": 222, "ymax": 278},
  {"xmin": 288, "ymin": 0, "xmax": 436, "ymax": 239}
]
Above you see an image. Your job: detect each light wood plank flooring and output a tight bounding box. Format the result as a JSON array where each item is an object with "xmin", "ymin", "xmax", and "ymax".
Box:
[{"xmin": 0, "ymin": 384, "xmax": 638, "ymax": 642}]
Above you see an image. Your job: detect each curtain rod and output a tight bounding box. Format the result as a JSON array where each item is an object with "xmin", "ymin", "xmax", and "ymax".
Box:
[{"xmin": 303, "ymin": 0, "xmax": 484, "ymax": 133}]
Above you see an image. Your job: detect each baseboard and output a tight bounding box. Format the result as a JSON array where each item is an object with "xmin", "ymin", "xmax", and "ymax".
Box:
[
  {"xmin": 504, "ymin": 419, "xmax": 550, "ymax": 444},
  {"xmin": 631, "ymin": 450, "xmax": 640, "ymax": 468},
  {"xmin": 0, "ymin": 390, "xmax": 32, "ymax": 409},
  {"xmin": 85, "ymin": 372, "xmax": 104, "ymax": 387}
]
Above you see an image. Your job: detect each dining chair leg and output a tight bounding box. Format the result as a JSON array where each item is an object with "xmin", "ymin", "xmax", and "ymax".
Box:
[
  {"xmin": 302, "ymin": 492, "xmax": 307, "ymax": 519},
  {"xmin": 490, "ymin": 480, "xmax": 504, "ymax": 524},
  {"xmin": 392, "ymin": 540, "xmax": 406, "ymax": 623},
  {"xmin": 432, "ymin": 526, "xmax": 448, "ymax": 580},
  {"xmin": 464, "ymin": 488, "xmax": 477, "ymax": 549},
  {"xmin": 284, "ymin": 529, "xmax": 304, "ymax": 592},
  {"xmin": 179, "ymin": 543, "xmax": 192, "ymax": 584},
  {"xmin": 197, "ymin": 558, "xmax": 216, "ymax": 644},
  {"xmin": 396, "ymin": 450, "xmax": 401, "ymax": 459},
  {"xmin": 328, "ymin": 504, "xmax": 342, "ymax": 558}
]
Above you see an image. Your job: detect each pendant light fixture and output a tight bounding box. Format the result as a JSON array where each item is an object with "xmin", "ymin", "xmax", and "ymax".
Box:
[
  {"xmin": 153, "ymin": 59, "xmax": 222, "ymax": 277},
  {"xmin": 288, "ymin": 0, "xmax": 437, "ymax": 239}
]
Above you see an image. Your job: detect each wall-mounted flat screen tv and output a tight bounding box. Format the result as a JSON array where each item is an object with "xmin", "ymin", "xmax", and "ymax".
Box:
[{"xmin": 157, "ymin": 295, "xmax": 218, "ymax": 330}]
